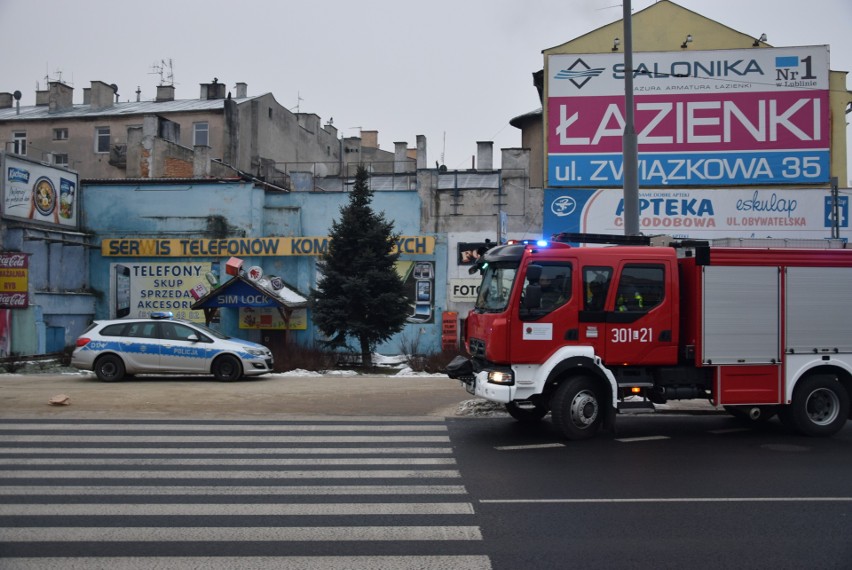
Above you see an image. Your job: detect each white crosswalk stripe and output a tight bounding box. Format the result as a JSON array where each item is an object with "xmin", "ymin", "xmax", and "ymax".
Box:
[{"xmin": 0, "ymin": 417, "xmax": 490, "ymax": 569}]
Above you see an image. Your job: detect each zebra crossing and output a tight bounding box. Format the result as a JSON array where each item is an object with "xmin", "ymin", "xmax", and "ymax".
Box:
[{"xmin": 0, "ymin": 417, "xmax": 491, "ymax": 569}]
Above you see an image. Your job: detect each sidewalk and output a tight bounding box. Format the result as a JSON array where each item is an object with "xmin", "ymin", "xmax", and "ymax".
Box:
[{"xmin": 0, "ymin": 367, "xmax": 723, "ymax": 419}]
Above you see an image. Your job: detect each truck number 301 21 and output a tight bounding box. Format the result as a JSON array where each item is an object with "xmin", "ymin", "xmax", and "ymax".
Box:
[{"xmin": 611, "ymin": 327, "xmax": 653, "ymax": 343}]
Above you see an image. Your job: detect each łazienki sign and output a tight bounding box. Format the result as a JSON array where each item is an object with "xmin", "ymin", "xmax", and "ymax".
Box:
[
  {"xmin": 101, "ymin": 236, "xmax": 436, "ymax": 257},
  {"xmin": 546, "ymin": 46, "xmax": 830, "ymax": 187}
]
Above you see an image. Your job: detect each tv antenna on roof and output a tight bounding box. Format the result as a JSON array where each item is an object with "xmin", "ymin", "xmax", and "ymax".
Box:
[
  {"xmin": 291, "ymin": 91, "xmax": 303, "ymax": 113},
  {"xmin": 150, "ymin": 58, "xmax": 175, "ymax": 86}
]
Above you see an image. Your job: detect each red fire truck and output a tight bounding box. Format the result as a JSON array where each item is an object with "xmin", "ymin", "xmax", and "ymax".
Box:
[{"xmin": 446, "ymin": 233, "xmax": 852, "ymax": 440}]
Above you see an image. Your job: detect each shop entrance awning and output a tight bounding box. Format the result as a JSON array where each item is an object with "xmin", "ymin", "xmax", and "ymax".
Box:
[{"xmin": 190, "ymin": 274, "xmax": 307, "ymax": 325}]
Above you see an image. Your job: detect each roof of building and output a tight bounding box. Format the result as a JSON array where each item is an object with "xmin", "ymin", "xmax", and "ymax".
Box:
[{"xmin": 0, "ymin": 94, "xmax": 265, "ymax": 122}]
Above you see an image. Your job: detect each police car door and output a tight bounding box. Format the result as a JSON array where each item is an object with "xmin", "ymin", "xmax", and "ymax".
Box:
[
  {"xmin": 158, "ymin": 322, "xmax": 209, "ymax": 373},
  {"xmin": 603, "ymin": 262, "xmax": 676, "ymax": 366},
  {"xmin": 120, "ymin": 321, "xmax": 162, "ymax": 371}
]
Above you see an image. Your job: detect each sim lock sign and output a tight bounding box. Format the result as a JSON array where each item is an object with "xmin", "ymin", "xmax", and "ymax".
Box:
[{"xmin": 824, "ymin": 195, "xmax": 849, "ymax": 229}]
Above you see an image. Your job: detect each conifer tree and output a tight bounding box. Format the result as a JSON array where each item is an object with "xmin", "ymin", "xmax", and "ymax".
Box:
[{"xmin": 310, "ymin": 165, "xmax": 410, "ymax": 367}]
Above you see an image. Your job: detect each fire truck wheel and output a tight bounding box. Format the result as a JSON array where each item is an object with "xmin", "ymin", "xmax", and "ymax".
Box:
[
  {"xmin": 550, "ymin": 376, "xmax": 604, "ymax": 440},
  {"xmin": 505, "ymin": 401, "xmax": 549, "ymax": 423},
  {"xmin": 784, "ymin": 375, "xmax": 849, "ymax": 437}
]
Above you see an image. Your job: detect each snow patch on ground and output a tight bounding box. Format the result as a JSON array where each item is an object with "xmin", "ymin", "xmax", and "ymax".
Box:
[{"xmin": 457, "ymin": 399, "xmax": 508, "ymax": 417}]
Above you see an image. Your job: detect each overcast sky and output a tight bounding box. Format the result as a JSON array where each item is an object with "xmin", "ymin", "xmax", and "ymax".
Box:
[{"xmin": 2, "ymin": 0, "xmax": 850, "ymax": 179}]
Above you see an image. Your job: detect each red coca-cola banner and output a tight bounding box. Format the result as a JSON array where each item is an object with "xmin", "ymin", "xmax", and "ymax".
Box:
[{"xmin": 0, "ymin": 253, "xmax": 29, "ymax": 308}]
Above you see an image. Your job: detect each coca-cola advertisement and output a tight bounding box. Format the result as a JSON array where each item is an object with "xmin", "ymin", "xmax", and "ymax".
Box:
[{"xmin": 0, "ymin": 252, "xmax": 29, "ymax": 308}]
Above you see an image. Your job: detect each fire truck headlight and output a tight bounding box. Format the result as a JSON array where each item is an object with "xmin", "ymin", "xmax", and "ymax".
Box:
[{"xmin": 487, "ymin": 370, "xmax": 514, "ymax": 385}]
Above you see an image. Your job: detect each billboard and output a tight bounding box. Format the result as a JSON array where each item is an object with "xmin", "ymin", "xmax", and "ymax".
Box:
[
  {"xmin": 546, "ymin": 46, "xmax": 830, "ymax": 187},
  {"xmin": 1, "ymin": 154, "xmax": 79, "ymax": 228},
  {"xmin": 543, "ymin": 188, "xmax": 849, "ymax": 241},
  {"xmin": 110, "ymin": 262, "xmax": 212, "ymax": 322}
]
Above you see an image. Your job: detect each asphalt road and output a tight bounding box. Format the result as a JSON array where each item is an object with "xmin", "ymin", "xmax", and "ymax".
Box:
[
  {"xmin": 447, "ymin": 414, "xmax": 852, "ymax": 569},
  {"xmin": 2, "ymin": 373, "xmax": 851, "ymax": 569}
]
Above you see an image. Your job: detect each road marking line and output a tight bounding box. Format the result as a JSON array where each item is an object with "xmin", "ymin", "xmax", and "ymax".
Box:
[
  {"xmin": 0, "ymin": 457, "xmax": 457, "ymax": 466},
  {"xmin": 0, "ymin": 502, "xmax": 476, "ymax": 516},
  {"xmin": 0, "ymin": 447, "xmax": 454, "ymax": 455},
  {"xmin": 0, "ymin": 435, "xmax": 450, "ymax": 443},
  {"xmin": 0, "ymin": 469, "xmax": 461, "ymax": 480},
  {"xmin": 480, "ymin": 497, "xmax": 852, "ymax": 504},
  {"xmin": 614, "ymin": 436, "xmax": 670, "ymax": 442},
  {"xmin": 0, "ymin": 484, "xmax": 469, "ymax": 496},
  {"xmin": 0, "ymin": 423, "xmax": 447, "ymax": 432},
  {"xmin": 494, "ymin": 443, "xmax": 565, "ymax": 451},
  {"xmin": 0, "ymin": 556, "xmax": 493, "ymax": 570},
  {"xmin": 708, "ymin": 428, "xmax": 751, "ymax": 434},
  {"xmin": 0, "ymin": 525, "xmax": 484, "ymax": 542}
]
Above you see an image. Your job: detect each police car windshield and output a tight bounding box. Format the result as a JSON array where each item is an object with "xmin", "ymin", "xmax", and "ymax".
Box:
[{"xmin": 475, "ymin": 262, "xmax": 518, "ymax": 312}]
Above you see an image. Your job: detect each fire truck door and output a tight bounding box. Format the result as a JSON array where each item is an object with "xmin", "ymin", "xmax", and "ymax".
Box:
[{"xmin": 603, "ymin": 263, "xmax": 675, "ymax": 365}]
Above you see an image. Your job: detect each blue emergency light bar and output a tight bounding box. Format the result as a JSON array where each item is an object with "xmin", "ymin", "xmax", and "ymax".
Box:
[{"xmin": 150, "ymin": 311, "xmax": 174, "ymax": 320}]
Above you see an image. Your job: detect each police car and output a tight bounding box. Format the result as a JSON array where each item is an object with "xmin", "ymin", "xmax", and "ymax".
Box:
[{"xmin": 71, "ymin": 312, "xmax": 274, "ymax": 382}]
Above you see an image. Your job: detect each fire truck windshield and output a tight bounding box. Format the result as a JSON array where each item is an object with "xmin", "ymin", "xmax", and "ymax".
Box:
[{"xmin": 474, "ymin": 262, "xmax": 518, "ymax": 312}]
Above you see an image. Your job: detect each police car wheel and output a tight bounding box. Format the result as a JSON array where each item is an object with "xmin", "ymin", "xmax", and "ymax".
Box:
[
  {"xmin": 94, "ymin": 354, "xmax": 125, "ymax": 382},
  {"xmin": 213, "ymin": 355, "xmax": 242, "ymax": 382}
]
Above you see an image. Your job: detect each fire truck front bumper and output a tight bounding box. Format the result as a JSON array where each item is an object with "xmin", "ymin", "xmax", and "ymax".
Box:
[{"xmin": 445, "ymin": 356, "xmax": 513, "ymax": 403}]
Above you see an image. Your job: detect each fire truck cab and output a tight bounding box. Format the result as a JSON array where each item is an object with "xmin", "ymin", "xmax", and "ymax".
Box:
[{"xmin": 447, "ymin": 234, "xmax": 852, "ymax": 440}]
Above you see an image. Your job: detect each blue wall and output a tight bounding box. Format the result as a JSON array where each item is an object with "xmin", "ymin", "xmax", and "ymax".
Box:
[{"xmin": 81, "ymin": 180, "xmax": 447, "ymax": 356}]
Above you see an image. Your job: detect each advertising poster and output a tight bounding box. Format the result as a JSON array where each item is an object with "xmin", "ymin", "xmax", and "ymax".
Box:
[
  {"xmin": 546, "ymin": 46, "xmax": 830, "ymax": 187},
  {"xmin": 457, "ymin": 242, "xmax": 490, "ymax": 265},
  {"xmin": 543, "ymin": 187, "xmax": 849, "ymax": 242},
  {"xmin": 239, "ymin": 307, "xmax": 308, "ymax": 330},
  {"xmin": 0, "ymin": 252, "xmax": 29, "ymax": 308},
  {"xmin": 397, "ymin": 260, "xmax": 435, "ymax": 324},
  {"xmin": 110, "ymin": 262, "xmax": 212, "ymax": 322},
  {"xmin": 1, "ymin": 155, "xmax": 79, "ymax": 227}
]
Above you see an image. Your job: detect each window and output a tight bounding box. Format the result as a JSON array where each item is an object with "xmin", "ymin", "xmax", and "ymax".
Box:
[
  {"xmin": 615, "ymin": 265, "xmax": 665, "ymax": 312},
  {"xmin": 125, "ymin": 322, "xmax": 158, "ymax": 339},
  {"xmin": 12, "ymin": 131, "xmax": 26, "ymax": 155},
  {"xmin": 95, "ymin": 126, "xmax": 110, "ymax": 153},
  {"xmin": 521, "ymin": 262, "xmax": 572, "ymax": 319},
  {"xmin": 53, "ymin": 153, "xmax": 69, "ymax": 167},
  {"xmin": 53, "ymin": 128, "xmax": 69, "ymax": 140},
  {"xmin": 583, "ymin": 266, "xmax": 613, "ymax": 311},
  {"xmin": 193, "ymin": 122, "xmax": 209, "ymax": 146}
]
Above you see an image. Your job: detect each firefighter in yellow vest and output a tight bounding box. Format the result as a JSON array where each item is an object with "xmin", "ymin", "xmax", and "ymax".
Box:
[{"xmin": 617, "ymin": 286, "xmax": 643, "ymax": 312}]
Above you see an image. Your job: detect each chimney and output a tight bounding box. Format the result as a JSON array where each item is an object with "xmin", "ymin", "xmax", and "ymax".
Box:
[
  {"xmin": 416, "ymin": 135, "xmax": 427, "ymax": 170},
  {"xmin": 89, "ymin": 81, "xmax": 115, "ymax": 109},
  {"xmin": 361, "ymin": 130, "xmax": 379, "ymax": 149},
  {"xmin": 156, "ymin": 84, "xmax": 175, "ymax": 102},
  {"xmin": 82, "ymin": 88, "xmax": 91, "ymax": 104},
  {"xmin": 35, "ymin": 88, "xmax": 49, "ymax": 106},
  {"xmin": 394, "ymin": 142, "xmax": 408, "ymax": 173},
  {"xmin": 234, "ymin": 82, "xmax": 247, "ymax": 98},
  {"xmin": 200, "ymin": 79, "xmax": 226, "ymax": 100},
  {"xmin": 0, "ymin": 93, "xmax": 12, "ymax": 109},
  {"xmin": 476, "ymin": 141, "xmax": 493, "ymax": 171},
  {"xmin": 48, "ymin": 81, "xmax": 74, "ymax": 113}
]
